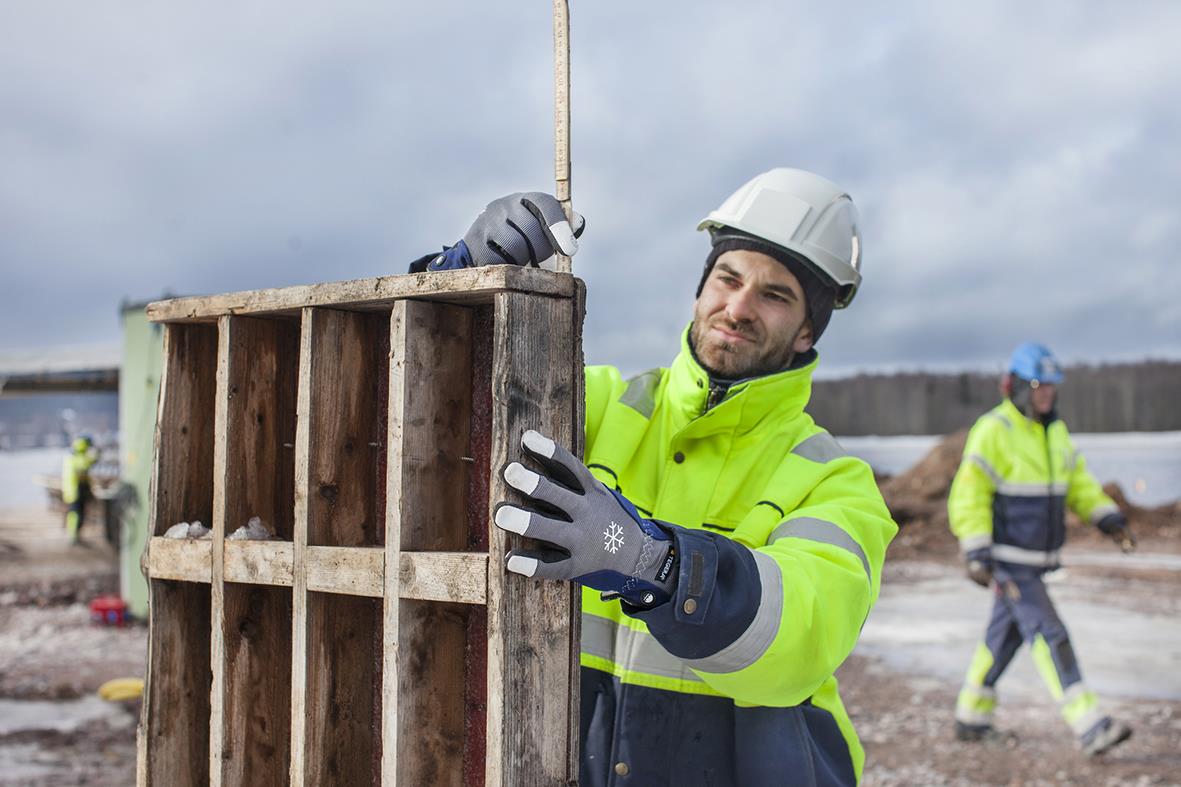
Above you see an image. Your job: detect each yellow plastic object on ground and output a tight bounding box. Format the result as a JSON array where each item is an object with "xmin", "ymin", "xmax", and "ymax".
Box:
[{"xmin": 98, "ymin": 676, "xmax": 144, "ymax": 701}]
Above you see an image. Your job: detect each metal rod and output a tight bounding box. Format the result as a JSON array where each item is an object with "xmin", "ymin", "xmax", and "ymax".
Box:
[{"xmin": 553, "ymin": 0, "xmax": 572, "ymax": 274}]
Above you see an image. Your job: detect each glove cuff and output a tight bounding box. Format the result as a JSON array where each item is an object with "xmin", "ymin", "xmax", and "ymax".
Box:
[
  {"xmin": 964, "ymin": 546, "xmax": 993, "ymax": 564},
  {"xmin": 616, "ymin": 536, "xmax": 676, "ymax": 608},
  {"xmin": 426, "ymin": 240, "xmax": 474, "ymax": 271},
  {"xmin": 1096, "ymin": 512, "xmax": 1126, "ymax": 535}
]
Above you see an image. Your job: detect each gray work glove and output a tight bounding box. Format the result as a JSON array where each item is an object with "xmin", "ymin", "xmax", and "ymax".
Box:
[
  {"xmin": 464, "ymin": 192, "xmax": 584, "ymax": 268},
  {"xmin": 965, "ymin": 546, "xmax": 993, "ymax": 588},
  {"xmin": 1096, "ymin": 512, "xmax": 1136, "ymax": 552},
  {"xmin": 493, "ymin": 430, "xmax": 677, "ymax": 608}
]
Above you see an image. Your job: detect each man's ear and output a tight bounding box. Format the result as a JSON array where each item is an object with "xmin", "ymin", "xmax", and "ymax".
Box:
[{"xmin": 792, "ymin": 319, "xmax": 815, "ymax": 354}]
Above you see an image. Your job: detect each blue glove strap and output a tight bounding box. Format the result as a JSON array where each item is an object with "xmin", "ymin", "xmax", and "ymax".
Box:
[{"xmin": 426, "ymin": 240, "xmax": 474, "ymax": 271}]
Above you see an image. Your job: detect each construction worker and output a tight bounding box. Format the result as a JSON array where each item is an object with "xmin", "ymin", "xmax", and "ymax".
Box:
[
  {"xmin": 62, "ymin": 434, "xmax": 97, "ymax": 544},
  {"xmin": 949, "ymin": 342, "xmax": 1135, "ymax": 757},
  {"xmin": 414, "ymin": 170, "xmax": 897, "ymax": 786}
]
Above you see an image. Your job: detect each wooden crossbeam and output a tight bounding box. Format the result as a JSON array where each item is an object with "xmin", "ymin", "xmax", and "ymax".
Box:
[
  {"xmin": 148, "ymin": 539, "xmax": 489, "ymax": 603},
  {"xmin": 145, "ymin": 266, "xmax": 574, "ymax": 323}
]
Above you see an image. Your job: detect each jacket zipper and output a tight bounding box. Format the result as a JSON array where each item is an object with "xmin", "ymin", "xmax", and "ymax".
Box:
[
  {"xmin": 703, "ymin": 380, "xmax": 728, "ymax": 414},
  {"xmin": 1044, "ymin": 424, "xmax": 1055, "ymax": 556}
]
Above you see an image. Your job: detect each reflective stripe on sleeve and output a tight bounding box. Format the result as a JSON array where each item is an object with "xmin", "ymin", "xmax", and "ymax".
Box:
[
  {"xmin": 985, "ymin": 412, "xmax": 1012, "ymax": 430},
  {"xmin": 991, "ymin": 544, "xmax": 1061, "ymax": 566},
  {"xmin": 790, "ymin": 432, "xmax": 846, "ymax": 464},
  {"xmin": 966, "ymin": 453, "xmax": 1003, "ymax": 486},
  {"xmin": 619, "ymin": 369, "xmax": 661, "ymax": 419},
  {"xmin": 684, "ymin": 550, "xmax": 783, "ymax": 675},
  {"xmin": 1088, "ymin": 503, "xmax": 1120, "ymax": 526},
  {"xmin": 769, "ymin": 516, "xmax": 872, "ymax": 585},
  {"xmin": 580, "ymin": 613, "xmax": 702, "ymax": 683},
  {"xmin": 959, "ymin": 534, "xmax": 993, "ymax": 553}
]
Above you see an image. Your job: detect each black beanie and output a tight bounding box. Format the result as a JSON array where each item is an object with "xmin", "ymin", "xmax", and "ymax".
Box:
[{"xmin": 696, "ymin": 229, "xmax": 837, "ymax": 342}]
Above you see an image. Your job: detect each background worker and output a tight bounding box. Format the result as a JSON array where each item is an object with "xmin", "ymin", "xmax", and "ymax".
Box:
[
  {"xmin": 948, "ymin": 342, "xmax": 1135, "ymax": 757},
  {"xmin": 61, "ymin": 434, "xmax": 97, "ymax": 545},
  {"xmin": 416, "ymin": 169, "xmax": 897, "ymax": 786}
]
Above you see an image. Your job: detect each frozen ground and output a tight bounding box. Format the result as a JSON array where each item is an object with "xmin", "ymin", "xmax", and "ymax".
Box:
[
  {"xmin": 859, "ymin": 551, "xmax": 1181, "ymax": 702},
  {"xmin": 0, "ymin": 450, "xmax": 61, "ymax": 509},
  {"xmin": 841, "ymin": 431, "xmax": 1181, "ymax": 507}
]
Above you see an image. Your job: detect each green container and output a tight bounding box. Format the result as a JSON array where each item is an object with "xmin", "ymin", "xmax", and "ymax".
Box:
[{"xmin": 118, "ymin": 303, "xmax": 164, "ymax": 619}]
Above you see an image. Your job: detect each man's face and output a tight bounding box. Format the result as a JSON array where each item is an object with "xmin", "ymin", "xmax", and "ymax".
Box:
[
  {"xmin": 1030, "ymin": 381, "xmax": 1057, "ymax": 416},
  {"xmin": 690, "ymin": 249, "xmax": 814, "ymax": 379}
]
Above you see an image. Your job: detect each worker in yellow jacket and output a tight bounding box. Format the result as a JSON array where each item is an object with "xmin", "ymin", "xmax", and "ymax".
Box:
[
  {"xmin": 62, "ymin": 434, "xmax": 97, "ymax": 544},
  {"xmin": 948, "ymin": 342, "xmax": 1134, "ymax": 757},
  {"xmin": 416, "ymin": 170, "xmax": 897, "ymax": 785}
]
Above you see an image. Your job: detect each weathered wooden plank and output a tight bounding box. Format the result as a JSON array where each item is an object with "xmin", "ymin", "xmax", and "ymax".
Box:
[
  {"xmin": 208, "ymin": 317, "xmax": 232, "ymax": 786},
  {"xmin": 147, "ymin": 537, "xmax": 212, "ymax": 583},
  {"xmin": 381, "ymin": 306, "xmax": 405, "ymax": 787},
  {"xmin": 304, "ymin": 309, "xmax": 388, "ymax": 548},
  {"xmin": 217, "ymin": 316, "xmax": 300, "ymax": 542},
  {"xmin": 399, "ymin": 552, "xmax": 488, "ymax": 605},
  {"xmin": 305, "ymin": 545, "xmax": 385, "ymax": 597},
  {"xmin": 146, "ymin": 266, "xmax": 575, "ymax": 323},
  {"xmin": 142, "ymin": 323, "xmax": 217, "ymax": 787},
  {"xmin": 485, "ymin": 290, "xmax": 583, "ymax": 787},
  {"xmin": 566, "ymin": 279, "xmax": 587, "ymax": 773},
  {"xmin": 223, "ymin": 540, "xmax": 294, "ymax": 586},
  {"xmin": 295, "ymin": 307, "xmax": 388, "ymax": 785},
  {"xmin": 289, "ymin": 308, "xmax": 314, "ymax": 786},
  {"xmin": 222, "ymin": 583, "xmax": 294, "ymax": 787},
  {"xmin": 143, "ymin": 582, "xmax": 213, "ymax": 787},
  {"xmin": 214, "ymin": 315, "xmax": 299, "ymax": 786},
  {"xmin": 384, "ymin": 299, "xmax": 477, "ymax": 786},
  {"xmin": 149, "ymin": 323, "xmax": 218, "ymax": 536},
  {"xmin": 304, "ymin": 592, "xmax": 381, "ymax": 786},
  {"xmin": 295, "ymin": 548, "xmax": 491, "ymax": 602}
]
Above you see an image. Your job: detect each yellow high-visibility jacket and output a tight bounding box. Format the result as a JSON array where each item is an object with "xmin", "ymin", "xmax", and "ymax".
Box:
[
  {"xmin": 948, "ymin": 398, "xmax": 1118, "ymax": 567},
  {"xmin": 61, "ymin": 448, "xmax": 96, "ymax": 505},
  {"xmin": 578, "ymin": 327, "xmax": 897, "ymax": 787}
]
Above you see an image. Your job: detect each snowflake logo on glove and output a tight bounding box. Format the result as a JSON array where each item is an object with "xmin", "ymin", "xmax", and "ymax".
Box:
[{"xmin": 603, "ymin": 522, "xmax": 625, "ymax": 554}]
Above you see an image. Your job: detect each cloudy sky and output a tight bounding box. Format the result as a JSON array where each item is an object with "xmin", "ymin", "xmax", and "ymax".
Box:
[{"xmin": 2, "ymin": 1, "xmax": 1178, "ymax": 378}]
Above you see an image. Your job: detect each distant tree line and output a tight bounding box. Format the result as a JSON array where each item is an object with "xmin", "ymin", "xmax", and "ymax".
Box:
[{"xmin": 809, "ymin": 360, "xmax": 1181, "ymax": 435}]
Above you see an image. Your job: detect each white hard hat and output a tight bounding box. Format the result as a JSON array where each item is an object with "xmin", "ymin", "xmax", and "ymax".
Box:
[{"xmin": 698, "ymin": 168, "xmax": 862, "ymax": 308}]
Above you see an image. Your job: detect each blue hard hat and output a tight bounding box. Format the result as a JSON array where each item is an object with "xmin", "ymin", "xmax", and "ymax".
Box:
[{"xmin": 1008, "ymin": 342, "xmax": 1064, "ymax": 384}]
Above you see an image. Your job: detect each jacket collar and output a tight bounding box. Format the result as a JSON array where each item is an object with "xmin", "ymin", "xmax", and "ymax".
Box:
[
  {"xmin": 662, "ymin": 324, "xmax": 817, "ymax": 435},
  {"xmin": 999, "ymin": 397, "xmax": 1056, "ymax": 433}
]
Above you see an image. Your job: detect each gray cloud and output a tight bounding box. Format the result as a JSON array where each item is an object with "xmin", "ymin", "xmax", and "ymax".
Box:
[{"xmin": 1, "ymin": 1, "xmax": 1178, "ymax": 380}]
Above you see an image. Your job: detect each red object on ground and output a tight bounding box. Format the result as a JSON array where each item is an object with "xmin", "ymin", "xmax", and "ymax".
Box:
[{"xmin": 89, "ymin": 595, "xmax": 128, "ymax": 627}]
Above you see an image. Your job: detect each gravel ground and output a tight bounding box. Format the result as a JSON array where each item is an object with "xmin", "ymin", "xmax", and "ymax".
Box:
[
  {"xmin": 839, "ymin": 653, "xmax": 1181, "ymax": 787},
  {"xmin": 0, "ymin": 507, "xmax": 144, "ymax": 786}
]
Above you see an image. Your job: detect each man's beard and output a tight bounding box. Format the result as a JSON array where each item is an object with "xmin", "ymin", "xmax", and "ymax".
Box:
[
  {"xmin": 1010, "ymin": 379, "xmax": 1057, "ymax": 423},
  {"xmin": 688, "ymin": 318, "xmax": 799, "ymax": 380}
]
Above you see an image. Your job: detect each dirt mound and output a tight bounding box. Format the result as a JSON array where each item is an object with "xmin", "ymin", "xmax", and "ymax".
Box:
[{"xmin": 877, "ymin": 432, "xmax": 1180, "ymax": 561}]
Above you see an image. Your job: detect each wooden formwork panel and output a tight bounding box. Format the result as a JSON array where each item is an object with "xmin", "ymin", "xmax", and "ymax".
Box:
[{"xmin": 139, "ymin": 271, "xmax": 583, "ymax": 786}]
